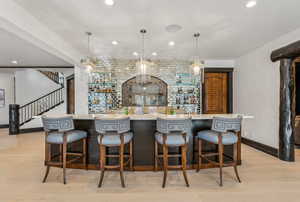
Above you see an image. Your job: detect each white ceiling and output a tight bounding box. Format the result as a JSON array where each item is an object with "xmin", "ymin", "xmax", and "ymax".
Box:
[
  {"xmin": 5, "ymin": 0, "xmax": 300, "ymax": 61},
  {"xmin": 0, "ymin": 28, "xmax": 72, "ymax": 66}
]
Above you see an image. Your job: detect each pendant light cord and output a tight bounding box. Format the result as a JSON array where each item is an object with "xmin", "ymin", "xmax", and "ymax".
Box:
[
  {"xmin": 86, "ymin": 32, "xmax": 92, "ymax": 57},
  {"xmin": 140, "ymin": 29, "xmax": 146, "ymax": 64}
]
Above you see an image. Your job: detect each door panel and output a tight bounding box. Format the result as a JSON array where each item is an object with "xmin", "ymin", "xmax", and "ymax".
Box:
[
  {"xmin": 67, "ymin": 78, "xmax": 75, "ymax": 114},
  {"xmin": 203, "ymin": 73, "xmax": 228, "ymax": 114}
]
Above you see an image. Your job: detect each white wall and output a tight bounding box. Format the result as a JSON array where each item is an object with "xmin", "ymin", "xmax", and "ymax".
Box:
[
  {"xmin": 0, "ymin": 72, "xmax": 14, "ymax": 125},
  {"xmin": 75, "ymin": 65, "xmax": 89, "ymax": 114},
  {"xmin": 15, "ymin": 69, "xmax": 61, "ymax": 105},
  {"xmin": 14, "ymin": 69, "xmax": 68, "ymax": 129},
  {"xmin": 235, "ymin": 27, "xmax": 300, "ymax": 148}
]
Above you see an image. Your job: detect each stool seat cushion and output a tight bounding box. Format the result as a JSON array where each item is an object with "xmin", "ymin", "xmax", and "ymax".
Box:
[
  {"xmin": 47, "ymin": 130, "xmax": 87, "ymax": 144},
  {"xmin": 197, "ymin": 130, "xmax": 238, "ymax": 145},
  {"xmin": 155, "ymin": 132, "xmax": 188, "ymax": 147},
  {"xmin": 97, "ymin": 132, "xmax": 133, "ymax": 146}
]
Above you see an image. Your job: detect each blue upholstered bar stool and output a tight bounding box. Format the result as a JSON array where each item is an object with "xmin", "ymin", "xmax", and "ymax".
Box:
[
  {"xmin": 196, "ymin": 116, "xmax": 242, "ymax": 186},
  {"xmin": 95, "ymin": 117, "xmax": 133, "ymax": 188},
  {"xmin": 155, "ymin": 117, "xmax": 191, "ymax": 188},
  {"xmin": 41, "ymin": 116, "xmax": 87, "ymax": 184}
]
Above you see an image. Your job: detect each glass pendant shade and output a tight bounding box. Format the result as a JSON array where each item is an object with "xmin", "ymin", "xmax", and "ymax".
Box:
[
  {"xmin": 80, "ymin": 57, "xmax": 100, "ymax": 69},
  {"xmin": 135, "ymin": 29, "xmax": 157, "ymax": 84},
  {"xmin": 191, "ymin": 33, "xmax": 205, "ymax": 82},
  {"xmin": 80, "ymin": 32, "xmax": 99, "ymax": 69}
]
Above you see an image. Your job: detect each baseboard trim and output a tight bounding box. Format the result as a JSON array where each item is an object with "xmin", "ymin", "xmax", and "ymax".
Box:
[
  {"xmin": 19, "ymin": 127, "xmax": 44, "ymax": 134},
  {"xmin": 242, "ymin": 137, "xmax": 278, "ymax": 158},
  {"xmin": 0, "ymin": 124, "xmax": 9, "ymax": 128}
]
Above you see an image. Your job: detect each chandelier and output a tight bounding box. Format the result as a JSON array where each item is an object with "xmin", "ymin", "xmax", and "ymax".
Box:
[
  {"xmin": 80, "ymin": 32, "xmax": 100, "ymax": 69},
  {"xmin": 136, "ymin": 29, "xmax": 156, "ymax": 84},
  {"xmin": 191, "ymin": 33, "xmax": 205, "ymax": 83}
]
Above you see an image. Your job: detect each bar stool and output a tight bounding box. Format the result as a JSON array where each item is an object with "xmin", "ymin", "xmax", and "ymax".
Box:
[
  {"xmin": 41, "ymin": 116, "xmax": 87, "ymax": 184},
  {"xmin": 196, "ymin": 116, "xmax": 242, "ymax": 186},
  {"xmin": 95, "ymin": 117, "xmax": 133, "ymax": 188},
  {"xmin": 154, "ymin": 117, "xmax": 191, "ymax": 188}
]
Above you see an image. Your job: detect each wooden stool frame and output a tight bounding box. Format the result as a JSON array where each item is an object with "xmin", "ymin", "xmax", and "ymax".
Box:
[
  {"xmin": 196, "ymin": 132, "xmax": 241, "ymax": 186},
  {"xmin": 98, "ymin": 132, "xmax": 133, "ymax": 188},
  {"xmin": 42, "ymin": 131, "xmax": 87, "ymax": 184},
  {"xmin": 154, "ymin": 132, "xmax": 189, "ymax": 188}
]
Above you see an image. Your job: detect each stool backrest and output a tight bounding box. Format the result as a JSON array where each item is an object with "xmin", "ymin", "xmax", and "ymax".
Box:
[
  {"xmin": 211, "ymin": 116, "xmax": 242, "ymax": 133},
  {"xmin": 42, "ymin": 116, "xmax": 74, "ymax": 132},
  {"xmin": 95, "ymin": 117, "xmax": 130, "ymax": 134},
  {"xmin": 157, "ymin": 117, "xmax": 191, "ymax": 134}
]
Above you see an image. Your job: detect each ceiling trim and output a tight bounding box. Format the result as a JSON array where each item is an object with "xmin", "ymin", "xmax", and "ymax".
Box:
[{"xmin": 0, "ymin": 0, "xmax": 82, "ymax": 67}]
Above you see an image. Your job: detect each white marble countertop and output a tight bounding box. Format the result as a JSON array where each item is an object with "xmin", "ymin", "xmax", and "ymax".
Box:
[{"xmin": 36, "ymin": 114, "xmax": 254, "ymax": 121}]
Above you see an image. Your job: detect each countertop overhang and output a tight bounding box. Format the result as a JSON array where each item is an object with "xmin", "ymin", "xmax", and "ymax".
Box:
[{"xmin": 37, "ymin": 114, "xmax": 254, "ymax": 121}]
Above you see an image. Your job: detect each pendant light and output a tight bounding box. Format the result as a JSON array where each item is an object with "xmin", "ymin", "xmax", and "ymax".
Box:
[
  {"xmin": 191, "ymin": 33, "xmax": 205, "ymax": 83},
  {"xmin": 136, "ymin": 29, "xmax": 156, "ymax": 84},
  {"xmin": 80, "ymin": 32, "xmax": 99, "ymax": 70}
]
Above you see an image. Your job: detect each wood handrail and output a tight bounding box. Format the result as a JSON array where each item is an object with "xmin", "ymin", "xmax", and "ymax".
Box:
[{"xmin": 19, "ymin": 87, "xmax": 64, "ymax": 109}]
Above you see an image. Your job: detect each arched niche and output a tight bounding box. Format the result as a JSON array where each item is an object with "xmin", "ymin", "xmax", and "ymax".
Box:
[{"xmin": 122, "ymin": 75, "xmax": 168, "ymax": 106}]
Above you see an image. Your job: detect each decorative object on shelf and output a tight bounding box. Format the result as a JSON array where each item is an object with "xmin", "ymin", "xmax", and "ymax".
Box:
[
  {"xmin": 0, "ymin": 89, "xmax": 5, "ymax": 107},
  {"xmin": 191, "ymin": 33, "xmax": 205, "ymax": 83},
  {"xmin": 136, "ymin": 29, "xmax": 157, "ymax": 84},
  {"xmin": 80, "ymin": 32, "xmax": 100, "ymax": 70},
  {"xmin": 88, "ymin": 72, "xmax": 118, "ymax": 114},
  {"xmin": 169, "ymin": 73, "xmax": 200, "ymax": 114},
  {"xmin": 122, "ymin": 75, "xmax": 167, "ymax": 106}
]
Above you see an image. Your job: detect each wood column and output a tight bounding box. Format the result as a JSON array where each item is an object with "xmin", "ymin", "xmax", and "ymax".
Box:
[
  {"xmin": 9, "ymin": 104, "xmax": 20, "ymax": 135},
  {"xmin": 279, "ymin": 58, "xmax": 295, "ymax": 161}
]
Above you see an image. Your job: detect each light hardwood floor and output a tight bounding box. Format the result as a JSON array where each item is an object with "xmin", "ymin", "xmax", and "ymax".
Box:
[{"xmin": 1, "ymin": 129, "xmax": 300, "ymax": 202}]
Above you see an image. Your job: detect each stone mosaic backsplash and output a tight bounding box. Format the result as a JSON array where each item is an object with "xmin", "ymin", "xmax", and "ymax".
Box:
[{"xmin": 88, "ymin": 59, "xmax": 202, "ymax": 113}]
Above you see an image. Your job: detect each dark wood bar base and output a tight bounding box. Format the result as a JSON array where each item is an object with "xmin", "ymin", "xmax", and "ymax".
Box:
[{"xmin": 48, "ymin": 119, "xmax": 241, "ymax": 171}]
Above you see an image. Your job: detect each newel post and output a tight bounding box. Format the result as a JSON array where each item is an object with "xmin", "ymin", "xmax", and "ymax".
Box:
[{"xmin": 9, "ymin": 104, "xmax": 20, "ymax": 135}]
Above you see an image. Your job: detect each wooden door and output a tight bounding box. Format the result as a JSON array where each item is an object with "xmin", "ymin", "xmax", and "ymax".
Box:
[
  {"xmin": 67, "ymin": 78, "xmax": 75, "ymax": 114},
  {"xmin": 203, "ymin": 72, "xmax": 228, "ymax": 114}
]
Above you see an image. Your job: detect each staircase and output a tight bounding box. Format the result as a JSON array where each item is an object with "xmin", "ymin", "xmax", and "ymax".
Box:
[
  {"xmin": 18, "ymin": 70, "xmax": 65, "ymax": 127},
  {"xmin": 19, "ymin": 87, "xmax": 64, "ymax": 126},
  {"xmin": 39, "ymin": 70, "xmax": 63, "ymax": 86}
]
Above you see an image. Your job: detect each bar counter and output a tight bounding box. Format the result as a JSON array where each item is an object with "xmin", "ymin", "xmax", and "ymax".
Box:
[{"xmin": 47, "ymin": 114, "xmax": 252, "ymax": 171}]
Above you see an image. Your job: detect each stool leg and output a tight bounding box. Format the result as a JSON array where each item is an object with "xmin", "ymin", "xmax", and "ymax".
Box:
[
  {"xmin": 154, "ymin": 141, "xmax": 158, "ymax": 172},
  {"xmin": 162, "ymin": 144, "xmax": 168, "ymax": 188},
  {"xmin": 59, "ymin": 145, "xmax": 63, "ymax": 166},
  {"xmin": 120, "ymin": 141, "xmax": 125, "ymax": 188},
  {"xmin": 181, "ymin": 145, "xmax": 189, "ymax": 187},
  {"xmin": 42, "ymin": 143, "xmax": 51, "ymax": 183},
  {"xmin": 42, "ymin": 166, "xmax": 50, "ymax": 183},
  {"xmin": 129, "ymin": 141, "xmax": 133, "ymax": 171},
  {"xmin": 98, "ymin": 145, "xmax": 105, "ymax": 188},
  {"xmin": 83, "ymin": 138, "xmax": 87, "ymax": 170},
  {"xmin": 62, "ymin": 141, "xmax": 67, "ymax": 185},
  {"xmin": 218, "ymin": 135, "xmax": 223, "ymax": 187},
  {"xmin": 197, "ymin": 139, "xmax": 202, "ymax": 172},
  {"xmin": 233, "ymin": 142, "xmax": 241, "ymax": 183}
]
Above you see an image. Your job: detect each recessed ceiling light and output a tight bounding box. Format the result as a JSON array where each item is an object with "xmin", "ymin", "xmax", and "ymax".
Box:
[
  {"xmin": 104, "ymin": 0, "xmax": 114, "ymax": 6},
  {"xmin": 166, "ymin": 24, "xmax": 182, "ymax": 33},
  {"xmin": 112, "ymin": 40, "xmax": 118, "ymax": 45},
  {"xmin": 133, "ymin": 52, "xmax": 139, "ymax": 56},
  {"xmin": 168, "ymin": 41, "xmax": 175, "ymax": 46},
  {"xmin": 246, "ymin": 0, "xmax": 257, "ymax": 8},
  {"xmin": 11, "ymin": 60, "xmax": 18, "ymax": 64},
  {"xmin": 152, "ymin": 52, "xmax": 157, "ymax": 56}
]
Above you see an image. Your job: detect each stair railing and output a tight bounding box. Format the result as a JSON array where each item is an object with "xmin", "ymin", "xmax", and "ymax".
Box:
[
  {"xmin": 39, "ymin": 70, "xmax": 63, "ymax": 85},
  {"xmin": 18, "ymin": 87, "xmax": 64, "ymax": 126}
]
